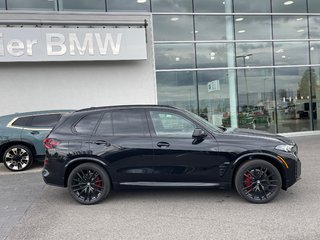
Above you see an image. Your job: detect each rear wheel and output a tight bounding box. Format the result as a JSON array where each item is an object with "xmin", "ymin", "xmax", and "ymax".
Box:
[
  {"xmin": 3, "ymin": 145, "xmax": 33, "ymax": 171},
  {"xmin": 67, "ymin": 163, "xmax": 111, "ymax": 205},
  {"xmin": 235, "ymin": 160, "xmax": 282, "ymax": 203}
]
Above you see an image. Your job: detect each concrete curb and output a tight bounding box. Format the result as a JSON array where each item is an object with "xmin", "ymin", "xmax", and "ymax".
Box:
[{"xmin": 280, "ymin": 130, "xmax": 320, "ymax": 137}]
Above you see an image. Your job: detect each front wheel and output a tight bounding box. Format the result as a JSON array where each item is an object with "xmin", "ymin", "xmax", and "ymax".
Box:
[
  {"xmin": 67, "ymin": 163, "xmax": 111, "ymax": 205},
  {"xmin": 235, "ymin": 160, "xmax": 282, "ymax": 204},
  {"xmin": 3, "ymin": 145, "xmax": 33, "ymax": 171}
]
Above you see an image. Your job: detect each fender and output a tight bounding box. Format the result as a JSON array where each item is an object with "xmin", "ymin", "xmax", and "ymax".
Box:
[{"xmin": 65, "ymin": 157, "xmax": 109, "ymax": 169}]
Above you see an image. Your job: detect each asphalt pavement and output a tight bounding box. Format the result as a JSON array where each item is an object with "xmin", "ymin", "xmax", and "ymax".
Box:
[{"xmin": 1, "ymin": 135, "xmax": 320, "ymax": 240}]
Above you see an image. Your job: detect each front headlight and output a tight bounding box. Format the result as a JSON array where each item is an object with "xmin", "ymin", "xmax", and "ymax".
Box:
[{"xmin": 275, "ymin": 144, "xmax": 295, "ymax": 152}]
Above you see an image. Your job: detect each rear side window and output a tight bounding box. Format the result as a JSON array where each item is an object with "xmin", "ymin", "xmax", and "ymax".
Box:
[
  {"xmin": 95, "ymin": 112, "xmax": 113, "ymax": 136},
  {"xmin": 74, "ymin": 113, "xmax": 101, "ymax": 135},
  {"xmin": 30, "ymin": 114, "xmax": 61, "ymax": 128},
  {"xmin": 12, "ymin": 116, "xmax": 32, "ymax": 127}
]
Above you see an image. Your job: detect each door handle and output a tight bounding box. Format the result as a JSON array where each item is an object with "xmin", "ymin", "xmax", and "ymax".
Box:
[
  {"xmin": 157, "ymin": 142, "xmax": 170, "ymax": 148},
  {"xmin": 94, "ymin": 140, "xmax": 111, "ymax": 147},
  {"xmin": 30, "ymin": 131, "xmax": 40, "ymax": 135}
]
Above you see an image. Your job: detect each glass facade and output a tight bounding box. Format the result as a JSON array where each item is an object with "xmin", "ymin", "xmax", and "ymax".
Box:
[{"xmin": 2, "ymin": 0, "xmax": 320, "ymax": 133}]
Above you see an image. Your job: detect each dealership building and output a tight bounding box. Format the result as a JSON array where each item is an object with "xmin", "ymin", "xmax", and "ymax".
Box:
[{"xmin": 0, "ymin": 0, "xmax": 320, "ymax": 134}]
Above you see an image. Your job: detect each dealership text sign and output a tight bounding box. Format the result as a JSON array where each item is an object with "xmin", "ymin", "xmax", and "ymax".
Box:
[{"xmin": 0, "ymin": 27, "xmax": 147, "ymax": 62}]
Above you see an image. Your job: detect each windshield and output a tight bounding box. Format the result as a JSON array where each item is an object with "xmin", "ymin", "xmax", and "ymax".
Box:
[{"xmin": 182, "ymin": 109, "xmax": 224, "ymax": 133}]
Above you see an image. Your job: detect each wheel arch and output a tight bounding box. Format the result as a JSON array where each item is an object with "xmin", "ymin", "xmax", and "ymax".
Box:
[
  {"xmin": 0, "ymin": 141, "xmax": 36, "ymax": 161},
  {"xmin": 231, "ymin": 153, "xmax": 287, "ymax": 190}
]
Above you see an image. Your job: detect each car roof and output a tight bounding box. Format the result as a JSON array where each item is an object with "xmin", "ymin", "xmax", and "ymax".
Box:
[{"xmin": 75, "ymin": 105, "xmax": 177, "ymax": 113}]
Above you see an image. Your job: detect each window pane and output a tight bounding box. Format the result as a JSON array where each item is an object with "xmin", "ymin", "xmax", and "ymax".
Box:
[
  {"xmin": 107, "ymin": 0, "xmax": 150, "ymax": 12},
  {"xmin": 58, "ymin": 0, "xmax": 105, "ymax": 11},
  {"xmin": 309, "ymin": 17, "xmax": 320, "ymax": 39},
  {"xmin": 155, "ymin": 44, "xmax": 195, "ymax": 69},
  {"xmin": 150, "ymin": 111, "xmax": 195, "ymax": 137},
  {"xmin": 153, "ymin": 15, "xmax": 194, "ymax": 41},
  {"xmin": 75, "ymin": 113, "xmax": 101, "ymax": 135},
  {"xmin": 0, "ymin": 0, "xmax": 5, "ymax": 9},
  {"xmin": 156, "ymin": 71, "xmax": 198, "ymax": 113},
  {"xmin": 236, "ymin": 42, "xmax": 273, "ymax": 67},
  {"xmin": 31, "ymin": 114, "xmax": 61, "ymax": 128},
  {"xmin": 273, "ymin": 16, "xmax": 308, "ymax": 39},
  {"xmin": 112, "ymin": 110, "xmax": 147, "ymax": 136},
  {"xmin": 198, "ymin": 70, "xmax": 231, "ymax": 126},
  {"xmin": 272, "ymin": 0, "xmax": 307, "ymax": 13},
  {"xmin": 274, "ymin": 42, "xmax": 309, "ymax": 65},
  {"xmin": 196, "ymin": 43, "xmax": 228, "ymax": 68},
  {"xmin": 12, "ymin": 117, "xmax": 32, "ymax": 127},
  {"xmin": 234, "ymin": 0, "xmax": 270, "ymax": 12},
  {"xmin": 308, "ymin": 0, "xmax": 320, "ymax": 13},
  {"xmin": 95, "ymin": 112, "xmax": 112, "ymax": 136},
  {"xmin": 310, "ymin": 67, "xmax": 320, "ymax": 130},
  {"xmin": 151, "ymin": 0, "xmax": 192, "ymax": 12},
  {"xmin": 194, "ymin": 0, "xmax": 227, "ymax": 13},
  {"xmin": 310, "ymin": 42, "xmax": 320, "ymax": 64},
  {"xmin": 235, "ymin": 16, "xmax": 271, "ymax": 40},
  {"xmin": 195, "ymin": 16, "xmax": 226, "ymax": 41},
  {"xmin": 237, "ymin": 69, "xmax": 276, "ymax": 133},
  {"xmin": 8, "ymin": 0, "xmax": 56, "ymax": 10},
  {"xmin": 275, "ymin": 67, "xmax": 311, "ymax": 133}
]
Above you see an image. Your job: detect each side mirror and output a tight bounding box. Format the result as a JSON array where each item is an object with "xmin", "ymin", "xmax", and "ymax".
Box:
[{"xmin": 192, "ymin": 128, "xmax": 207, "ymax": 139}]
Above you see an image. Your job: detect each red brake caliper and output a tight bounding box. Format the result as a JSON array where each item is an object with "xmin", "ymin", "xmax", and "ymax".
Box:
[
  {"xmin": 244, "ymin": 172, "xmax": 253, "ymax": 188},
  {"xmin": 95, "ymin": 176, "xmax": 102, "ymax": 189}
]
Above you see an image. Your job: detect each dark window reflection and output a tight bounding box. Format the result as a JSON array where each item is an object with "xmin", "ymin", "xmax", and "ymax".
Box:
[
  {"xmin": 234, "ymin": 0, "xmax": 270, "ymax": 12},
  {"xmin": 275, "ymin": 67, "xmax": 311, "ymax": 133},
  {"xmin": 107, "ymin": 0, "xmax": 150, "ymax": 12},
  {"xmin": 151, "ymin": 0, "xmax": 192, "ymax": 12},
  {"xmin": 309, "ymin": 17, "xmax": 320, "ymax": 39},
  {"xmin": 195, "ymin": 16, "xmax": 226, "ymax": 41},
  {"xmin": 193, "ymin": 0, "xmax": 227, "ymax": 13},
  {"xmin": 236, "ymin": 42, "xmax": 273, "ymax": 66},
  {"xmin": 310, "ymin": 67, "xmax": 320, "ymax": 130},
  {"xmin": 155, "ymin": 44, "xmax": 195, "ymax": 70},
  {"xmin": 156, "ymin": 71, "xmax": 198, "ymax": 113},
  {"xmin": 272, "ymin": 0, "xmax": 307, "ymax": 13},
  {"xmin": 198, "ymin": 70, "xmax": 231, "ymax": 126},
  {"xmin": 235, "ymin": 16, "xmax": 271, "ymax": 40},
  {"xmin": 274, "ymin": 42, "xmax": 309, "ymax": 65},
  {"xmin": 59, "ymin": 0, "xmax": 105, "ymax": 11},
  {"xmin": 308, "ymin": 0, "xmax": 320, "ymax": 13},
  {"xmin": 237, "ymin": 69, "xmax": 276, "ymax": 133},
  {"xmin": 8, "ymin": 0, "xmax": 56, "ymax": 10},
  {"xmin": 196, "ymin": 43, "xmax": 228, "ymax": 68},
  {"xmin": 273, "ymin": 16, "xmax": 308, "ymax": 39},
  {"xmin": 153, "ymin": 15, "xmax": 194, "ymax": 41},
  {"xmin": 310, "ymin": 42, "xmax": 320, "ymax": 64},
  {"xmin": 0, "ymin": 0, "xmax": 5, "ymax": 9}
]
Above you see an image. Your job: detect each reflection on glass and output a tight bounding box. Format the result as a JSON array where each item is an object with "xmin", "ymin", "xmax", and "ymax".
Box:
[
  {"xmin": 155, "ymin": 44, "xmax": 195, "ymax": 70},
  {"xmin": 193, "ymin": 0, "xmax": 227, "ymax": 13},
  {"xmin": 236, "ymin": 43, "xmax": 273, "ymax": 66},
  {"xmin": 274, "ymin": 42, "xmax": 309, "ymax": 65},
  {"xmin": 195, "ymin": 16, "xmax": 226, "ymax": 41},
  {"xmin": 196, "ymin": 43, "xmax": 228, "ymax": 68},
  {"xmin": 273, "ymin": 16, "xmax": 308, "ymax": 39},
  {"xmin": 275, "ymin": 67, "xmax": 311, "ymax": 133},
  {"xmin": 235, "ymin": 16, "xmax": 271, "ymax": 40},
  {"xmin": 198, "ymin": 70, "xmax": 231, "ymax": 127},
  {"xmin": 310, "ymin": 42, "xmax": 320, "ymax": 64},
  {"xmin": 153, "ymin": 15, "xmax": 194, "ymax": 41},
  {"xmin": 151, "ymin": 0, "xmax": 192, "ymax": 12},
  {"xmin": 309, "ymin": 17, "xmax": 320, "ymax": 39},
  {"xmin": 272, "ymin": 0, "xmax": 306, "ymax": 13},
  {"xmin": 310, "ymin": 68, "xmax": 320, "ymax": 130},
  {"xmin": 156, "ymin": 71, "xmax": 198, "ymax": 113},
  {"xmin": 0, "ymin": 0, "xmax": 5, "ymax": 9},
  {"xmin": 59, "ymin": 0, "xmax": 105, "ymax": 11},
  {"xmin": 8, "ymin": 0, "xmax": 56, "ymax": 10},
  {"xmin": 237, "ymin": 69, "xmax": 275, "ymax": 133},
  {"xmin": 107, "ymin": 0, "xmax": 150, "ymax": 12},
  {"xmin": 308, "ymin": 0, "xmax": 320, "ymax": 13},
  {"xmin": 234, "ymin": 0, "xmax": 270, "ymax": 12}
]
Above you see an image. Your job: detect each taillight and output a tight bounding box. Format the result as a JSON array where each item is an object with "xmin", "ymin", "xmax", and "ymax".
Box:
[{"xmin": 43, "ymin": 138, "xmax": 60, "ymax": 149}]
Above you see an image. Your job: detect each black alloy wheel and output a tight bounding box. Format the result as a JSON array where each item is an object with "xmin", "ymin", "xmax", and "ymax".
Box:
[
  {"xmin": 68, "ymin": 163, "xmax": 111, "ymax": 205},
  {"xmin": 235, "ymin": 160, "xmax": 282, "ymax": 203},
  {"xmin": 3, "ymin": 145, "xmax": 33, "ymax": 171}
]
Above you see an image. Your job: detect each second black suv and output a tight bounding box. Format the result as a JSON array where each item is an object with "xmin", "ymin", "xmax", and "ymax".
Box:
[{"xmin": 43, "ymin": 105, "xmax": 301, "ymax": 204}]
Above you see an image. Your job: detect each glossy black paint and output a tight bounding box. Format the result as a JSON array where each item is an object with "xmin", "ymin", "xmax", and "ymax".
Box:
[{"xmin": 43, "ymin": 105, "xmax": 301, "ymax": 192}]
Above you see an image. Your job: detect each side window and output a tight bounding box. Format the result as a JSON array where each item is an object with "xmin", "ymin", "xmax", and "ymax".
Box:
[
  {"xmin": 95, "ymin": 112, "xmax": 113, "ymax": 136},
  {"xmin": 74, "ymin": 113, "xmax": 101, "ymax": 135},
  {"xmin": 150, "ymin": 111, "xmax": 196, "ymax": 137},
  {"xmin": 12, "ymin": 116, "xmax": 33, "ymax": 127},
  {"xmin": 112, "ymin": 110, "xmax": 148, "ymax": 136},
  {"xmin": 30, "ymin": 114, "xmax": 61, "ymax": 128}
]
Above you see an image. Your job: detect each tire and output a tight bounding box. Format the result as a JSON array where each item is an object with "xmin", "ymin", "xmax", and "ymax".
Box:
[
  {"xmin": 235, "ymin": 160, "xmax": 282, "ymax": 204},
  {"xmin": 67, "ymin": 163, "xmax": 111, "ymax": 205},
  {"xmin": 3, "ymin": 145, "xmax": 33, "ymax": 171}
]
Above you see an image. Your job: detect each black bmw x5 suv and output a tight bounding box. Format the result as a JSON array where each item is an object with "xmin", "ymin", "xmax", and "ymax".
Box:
[{"xmin": 42, "ymin": 105, "xmax": 301, "ymax": 204}]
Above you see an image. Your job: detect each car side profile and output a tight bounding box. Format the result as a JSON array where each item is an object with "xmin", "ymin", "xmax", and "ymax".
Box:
[
  {"xmin": 42, "ymin": 105, "xmax": 301, "ymax": 204},
  {"xmin": 0, "ymin": 110, "xmax": 72, "ymax": 171}
]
